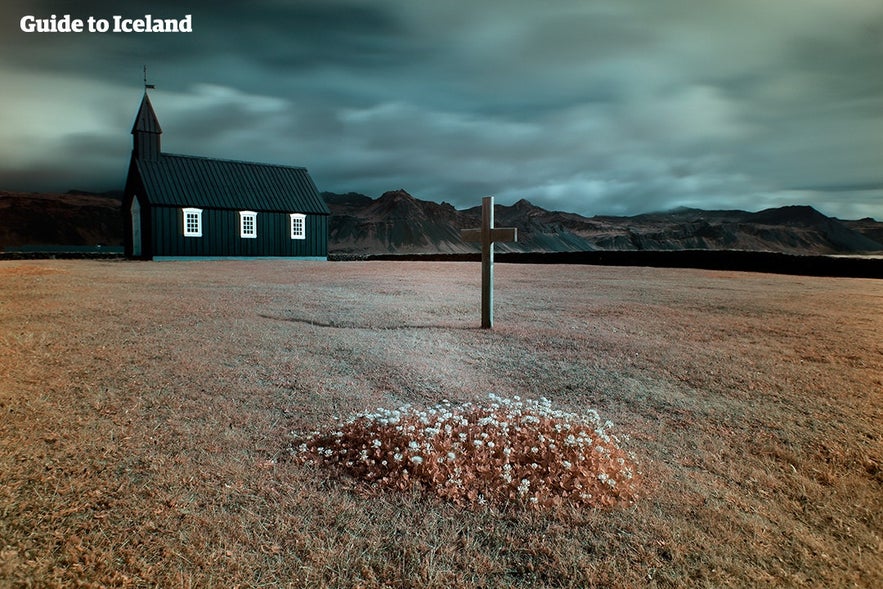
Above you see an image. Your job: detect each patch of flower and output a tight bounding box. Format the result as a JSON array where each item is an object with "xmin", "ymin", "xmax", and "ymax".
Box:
[{"xmin": 293, "ymin": 394, "xmax": 639, "ymax": 509}]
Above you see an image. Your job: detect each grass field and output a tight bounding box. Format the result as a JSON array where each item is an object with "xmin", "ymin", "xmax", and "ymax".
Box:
[{"xmin": 1, "ymin": 259, "xmax": 880, "ymax": 587}]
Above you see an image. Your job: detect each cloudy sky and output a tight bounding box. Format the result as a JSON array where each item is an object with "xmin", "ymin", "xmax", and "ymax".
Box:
[{"xmin": 2, "ymin": 0, "xmax": 881, "ymax": 218}]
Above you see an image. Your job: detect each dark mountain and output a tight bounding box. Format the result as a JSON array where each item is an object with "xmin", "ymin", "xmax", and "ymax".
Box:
[
  {"xmin": 329, "ymin": 189, "xmax": 468, "ymax": 253},
  {"xmin": 323, "ymin": 190, "xmax": 883, "ymax": 255},
  {"xmin": 744, "ymin": 206, "xmax": 883, "ymax": 252},
  {"xmin": 322, "ymin": 191, "xmax": 374, "ymax": 211},
  {"xmin": 575, "ymin": 205, "xmax": 883, "ymax": 253},
  {"xmin": 0, "ymin": 190, "xmax": 123, "ymax": 249},
  {"xmin": 840, "ymin": 217, "xmax": 883, "ymax": 246}
]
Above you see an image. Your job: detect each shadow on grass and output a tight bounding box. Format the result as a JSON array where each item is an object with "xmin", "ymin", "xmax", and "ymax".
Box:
[{"xmin": 258, "ymin": 313, "xmax": 484, "ymax": 331}]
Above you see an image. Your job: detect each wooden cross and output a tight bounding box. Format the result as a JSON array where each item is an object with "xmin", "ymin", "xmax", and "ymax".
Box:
[{"xmin": 461, "ymin": 196, "xmax": 517, "ymax": 328}]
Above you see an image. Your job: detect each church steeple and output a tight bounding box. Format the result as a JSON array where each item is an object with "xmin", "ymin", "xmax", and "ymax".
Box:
[{"xmin": 131, "ymin": 91, "xmax": 162, "ymax": 160}]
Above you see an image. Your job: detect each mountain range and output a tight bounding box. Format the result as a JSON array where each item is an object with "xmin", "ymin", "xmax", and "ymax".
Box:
[
  {"xmin": 325, "ymin": 189, "xmax": 883, "ymax": 255},
  {"xmin": 0, "ymin": 190, "xmax": 124, "ymax": 250},
  {"xmin": 2, "ymin": 188, "xmax": 882, "ymax": 256}
]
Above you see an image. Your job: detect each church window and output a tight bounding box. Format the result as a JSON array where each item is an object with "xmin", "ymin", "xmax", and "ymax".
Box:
[
  {"xmin": 290, "ymin": 213, "xmax": 306, "ymax": 239},
  {"xmin": 182, "ymin": 208, "xmax": 202, "ymax": 237},
  {"xmin": 240, "ymin": 211, "xmax": 257, "ymax": 238}
]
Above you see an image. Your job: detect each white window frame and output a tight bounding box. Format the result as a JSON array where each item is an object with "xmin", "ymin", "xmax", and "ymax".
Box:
[
  {"xmin": 290, "ymin": 213, "xmax": 306, "ymax": 240},
  {"xmin": 182, "ymin": 207, "xmax": 203, "ymax": 237},
  {"xmin": 239, "ymin": 211, "xmax": 257, "ymax": 239}
]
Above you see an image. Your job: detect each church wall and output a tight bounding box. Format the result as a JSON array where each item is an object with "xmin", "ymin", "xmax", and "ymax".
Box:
[{"xmin": 150, "ymin": 206, "xmax": 328, "ymax": 258}]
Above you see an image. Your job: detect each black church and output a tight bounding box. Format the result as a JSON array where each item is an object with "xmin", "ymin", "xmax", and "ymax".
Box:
[{"xmin": 123, "ymin": 92, "xmax": 329, "ymax": 260}]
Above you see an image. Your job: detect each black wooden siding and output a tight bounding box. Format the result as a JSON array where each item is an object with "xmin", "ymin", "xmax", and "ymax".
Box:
[{"xmin": 150, "ymin": 207, "xmax": 327, "ymax": 258}]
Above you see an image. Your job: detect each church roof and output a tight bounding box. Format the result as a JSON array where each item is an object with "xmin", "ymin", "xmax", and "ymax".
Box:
[
  {"xmin": 136, "ymin": 153, "xmax": 330, "ymax": 215},
  {"xmin": 131, "ymin": 92, "xmax": 162, "ymax": 134}
]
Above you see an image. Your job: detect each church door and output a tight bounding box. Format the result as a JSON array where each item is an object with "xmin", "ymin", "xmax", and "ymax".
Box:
[{"xmin": 131, "ymin": 196, "xmax": 142, "ymax": 257}]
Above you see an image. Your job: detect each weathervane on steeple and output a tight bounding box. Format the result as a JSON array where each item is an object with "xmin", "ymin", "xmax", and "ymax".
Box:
[{"xmin": 143, "ymin": 65, "xmax": 155, "ymax": 90}]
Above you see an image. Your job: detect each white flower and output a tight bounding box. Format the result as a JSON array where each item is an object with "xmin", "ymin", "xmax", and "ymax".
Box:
[
  {"xmin": 372, "ymin": 439, "xmax": 382, "ymax": 448},
  {"xmin": 517, "ymin": 479, "xmax": 531, "ymax": 496},
  {"xmin": 410, "ymin": 456, "xmax": 424, "ymax": 465}
]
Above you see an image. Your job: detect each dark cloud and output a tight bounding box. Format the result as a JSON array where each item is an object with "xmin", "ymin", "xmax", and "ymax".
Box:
[{"xmin": 1, "ymin": 0, "xmax": 881, "ymax": 219}]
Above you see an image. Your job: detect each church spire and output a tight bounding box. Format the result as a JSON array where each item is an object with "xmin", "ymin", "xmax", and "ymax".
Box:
[{"xmin": 131, "ymin": 91, "xmax": 162, "ymax": 160}]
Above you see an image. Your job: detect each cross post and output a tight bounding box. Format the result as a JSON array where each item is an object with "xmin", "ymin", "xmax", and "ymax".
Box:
[{"xmin": 460, "ymin": 196, "xmax": 517, "ymax": 328}]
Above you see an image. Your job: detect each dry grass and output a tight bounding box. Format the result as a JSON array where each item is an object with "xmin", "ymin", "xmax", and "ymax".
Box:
[{"xmin": 1, "ymin": 259, "xmax": 881, "ymax": 587}]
